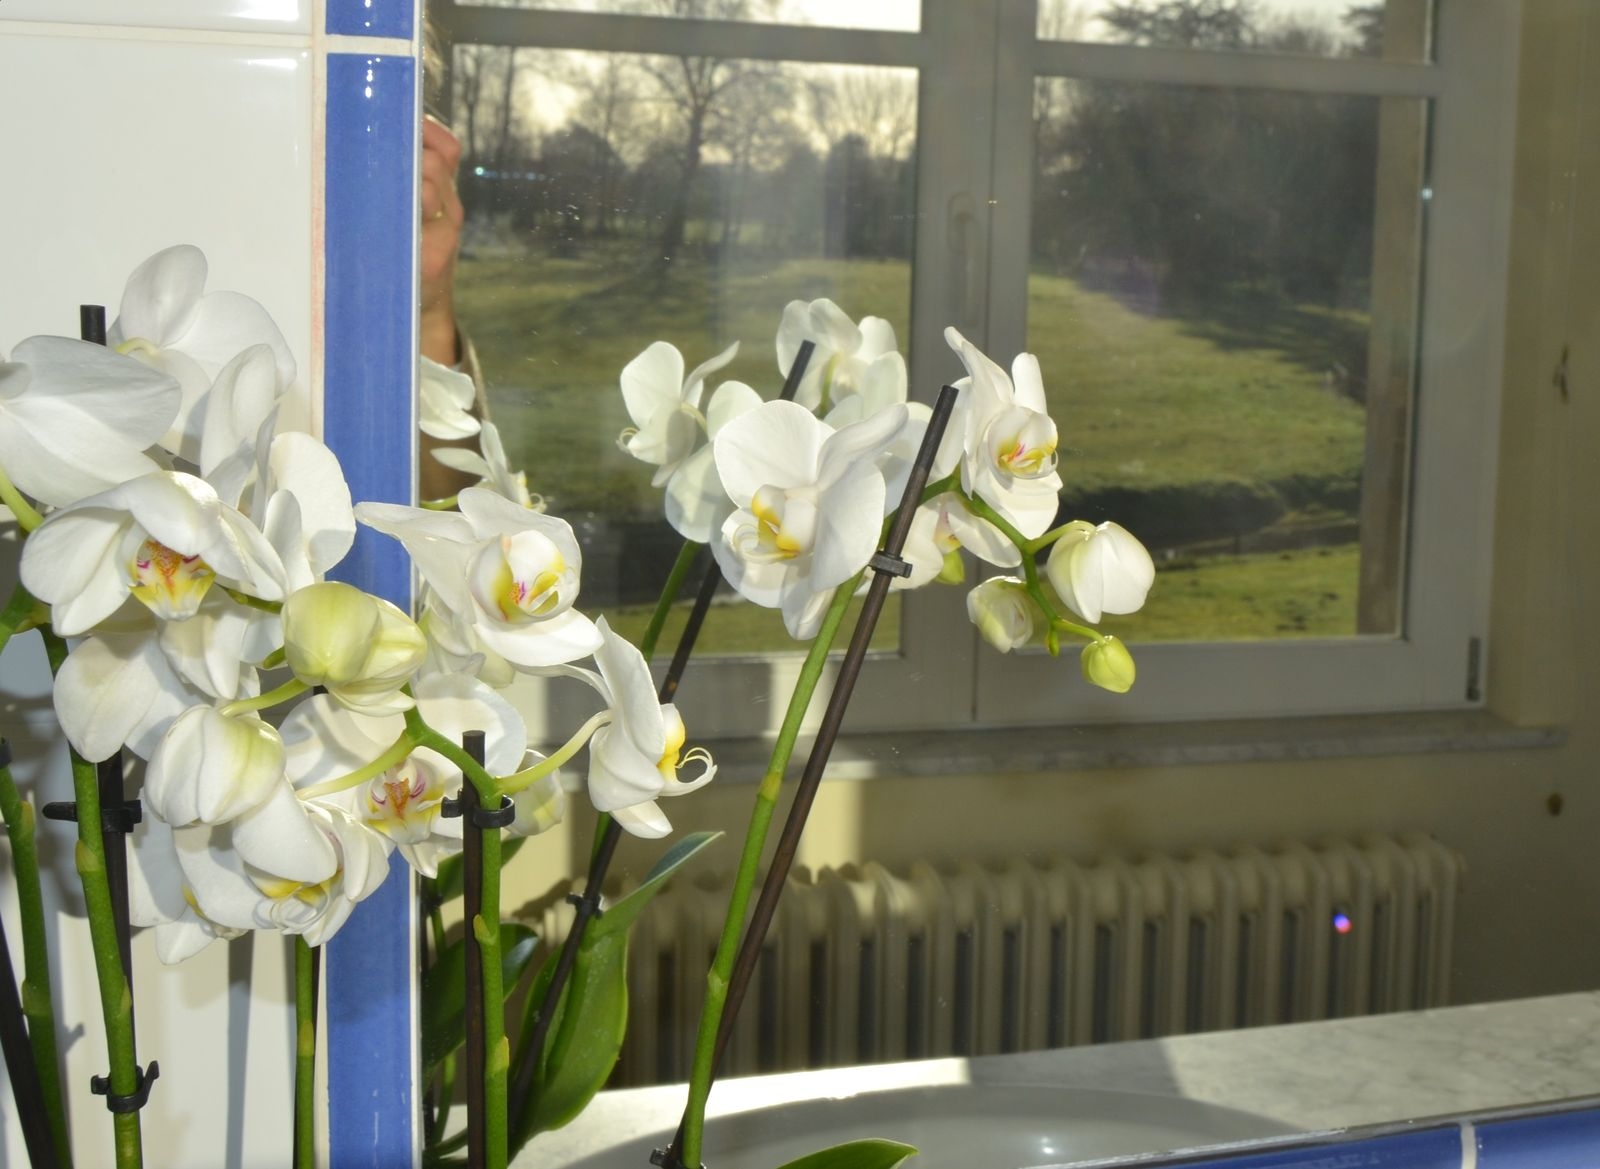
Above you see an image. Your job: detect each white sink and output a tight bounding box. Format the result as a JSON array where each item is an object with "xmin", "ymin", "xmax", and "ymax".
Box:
[{"xmin": 560, "ymin": 1083, "xmax": 1298, "ymax": 1169}]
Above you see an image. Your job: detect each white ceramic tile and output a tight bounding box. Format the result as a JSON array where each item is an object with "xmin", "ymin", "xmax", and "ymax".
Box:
[
  {"xmin": 0, "ymin": 34, "xmax": 312, "ymax": 414},
  {"xmin": 0, "ymin": 33, "xmax": 312, "ymax": 1168},
  {"xmin": 0, "ymin": 0, "xmax": 308, "ymax": 35}
]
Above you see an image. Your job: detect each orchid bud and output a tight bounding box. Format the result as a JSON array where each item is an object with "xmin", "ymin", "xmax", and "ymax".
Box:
[
  {"xmin": 1081, "ymin": 635, "xmax": 1137, "ymax": 693},
  {"xmin": 282, "ymin": 581, "xmax": 425, "ymax": 713},
  {"xmin": 966, "ymin": 577, "xmax": 1037, "ymax": 653},
  {"xmin": 145, "ymin": 705, "xmax": 285, "ymax": 826},
  {"xmin": 1045, "ymin": 520, "xmax": 1156, "ymax": 624}
]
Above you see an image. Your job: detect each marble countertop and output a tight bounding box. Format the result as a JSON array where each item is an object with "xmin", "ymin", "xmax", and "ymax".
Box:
[{"xmin": 518, "ymin": 991, "xmax": 1600, "ymax": 1166}]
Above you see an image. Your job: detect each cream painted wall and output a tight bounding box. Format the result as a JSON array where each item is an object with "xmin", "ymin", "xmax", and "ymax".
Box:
[{"xmin": 497, "ymin": 0, "xmax": 1600, "ymax": 1026}]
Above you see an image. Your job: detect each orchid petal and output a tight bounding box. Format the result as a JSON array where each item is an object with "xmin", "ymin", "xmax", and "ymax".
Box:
[
  {"xmin": 714, "ymin": 400, "xmax": 830, "ymax": 504},
  {"xmin": 111, "ymin": 244, "xmax": 207, "ymax": 345},
  {"xmin": 231, "ymin": 783, "xmax": 338, "ymax": 883}
]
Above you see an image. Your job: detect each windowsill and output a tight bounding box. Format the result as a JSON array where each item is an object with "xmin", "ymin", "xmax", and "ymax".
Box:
[{"xmin": 702, "ymin": 709, "xmax": 1567, "ymax": 783}]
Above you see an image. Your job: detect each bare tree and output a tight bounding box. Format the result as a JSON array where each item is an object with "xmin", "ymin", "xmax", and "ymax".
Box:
[{"xmin": 806, "ymin": 68, "xmax": 916, "ymax": 162}]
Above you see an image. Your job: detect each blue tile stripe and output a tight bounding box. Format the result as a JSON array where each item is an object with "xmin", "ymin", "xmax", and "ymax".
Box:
[
  {"xmin": 1163, "ymin": 1126, "xmax": 1464, "ymax": 1169},
  {"xmin": 323, "ymin": 50, "xmax": 419, "ymax": 1169},
  {"xmin": 1476, "ymin": 1107, "xmax": 1600, "ymax": 1169},
  {"xmin": 328, "ymin": 0, "xmax": 415, "ymax": 39}
]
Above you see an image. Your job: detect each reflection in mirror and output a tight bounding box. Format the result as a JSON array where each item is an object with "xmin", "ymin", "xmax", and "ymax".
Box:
[
  {"xmin": 445, "ymin": 41, "xmax": 915, "ymax": 651},
  {"xmin": 422, "ymin": 0, "xmax": 1600, "ymax": 1166}
]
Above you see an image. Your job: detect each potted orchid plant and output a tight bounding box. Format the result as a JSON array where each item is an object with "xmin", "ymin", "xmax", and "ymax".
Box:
[{"xmin": 0, "ymin": 246, "xmax": 1154, "ymax": 1169}]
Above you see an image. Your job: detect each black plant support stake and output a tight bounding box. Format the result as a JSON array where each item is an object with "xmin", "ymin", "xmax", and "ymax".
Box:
[
  {"xmin": 660, "ymin": 383, "xmax": 960, "ymax": 1169},
  {"xmin": 508, "ymin": 341, "xmax": 818, "ymax": 1140},
  {"xmin": 0, "ymin": 913, "xmax": 62, "ymax": 1168}
]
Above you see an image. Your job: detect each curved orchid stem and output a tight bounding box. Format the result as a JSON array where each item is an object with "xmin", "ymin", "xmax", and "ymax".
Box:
[
  {"xmin": 0, "ymin": 463, "xmax": 43, "ymax": 532},
  {"xmin": 219, "ymin": 587, "xmax": 283, "ymax": 615},
  {"xmin": 294, "ymin": 730, "xmax": 416, "ymax": 802},
  {"xmin": 41, "ymin": 628, "xmax": 144, "ymax": 1169},
  {"xmin": 640, "ymin": 540, "xmax": 703, "ymax": 662},
  {"xmin": 421, "ymin": 494, "xmax": 460, "ymax": 511},
  {"xmin": 958, "ymin": 492, "xmax": 1098, "ymax": 644},
  {"xmin": 218, "ymin": 676, "xmax": 309, "ymax": 719},
  {"xmin": 495, "ymin": 710, "xmax": 610, "ymax": 799},
  {"xmin": 676, "ymin": 575, "xmax": 859, "ymax": 1167}
]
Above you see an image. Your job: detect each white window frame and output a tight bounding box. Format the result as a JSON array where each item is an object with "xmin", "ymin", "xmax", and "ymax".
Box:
[{"xmin": 433, "ymin": 0, "xmax": 1521, "ymax": 739}]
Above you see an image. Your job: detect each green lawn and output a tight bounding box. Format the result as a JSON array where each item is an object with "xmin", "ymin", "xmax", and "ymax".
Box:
[{"xmin": 453, "ymin": 245, "xmax": 1370, "ymax": 644}]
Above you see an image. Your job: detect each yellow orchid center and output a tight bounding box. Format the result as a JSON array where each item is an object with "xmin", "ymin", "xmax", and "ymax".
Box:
[
  {"xmin": 470, "ymin": 530, "xmax": 571, "ymax": 625},
  {"xmin": 128, "ymin": 537, "xmax": 216, "ymax": 620},
  {"xmin": 363, "ymin": 762, "xmax": 443, "ymax": 842},
  {"xmin": 737, "ymin": 485, "xmax": 817, "ymax": 564}
]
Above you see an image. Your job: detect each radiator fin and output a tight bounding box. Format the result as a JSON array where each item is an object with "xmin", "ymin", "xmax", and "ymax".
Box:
[{"xmin": 540, "ymin": 834, "xmax": 1464, "ymax": 1087}]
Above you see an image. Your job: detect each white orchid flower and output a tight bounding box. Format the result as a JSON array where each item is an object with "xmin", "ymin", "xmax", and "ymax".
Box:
[
  {"xmin": 170, "ymin": 804, "xmax": 390, "ymax": 948},
  {"xmin": 0, "ymin": 337, "xmax": 181, "ymax": 510},
  {"xmin": 712, "ymin": 400, "xmax": 907, "ymax": 640},
  {"xmin": 660, "ymin": 380, "xmax": 762, "ymax": 544},
  {"xmin": 50, "ymin": 611, "xmax": 262, "ymax": 763},
  {"xmin": 1045, "ymin": 520, "xmax": 1156, "ymax": 624},
  {"xmin": 356, "ymin": 487, "xmax": 601, "ymax": 674},
  {"xmin": 430, "ymin": 420, "xmax": 542, "ymax": 511},
  {"xmin": 251, "ymin": 431, "xmax": 357, "ymax": 594},
  {"xmin": 618, "ymin": 340, "xmax": 739, "ymax": 484},
  {"xmin": 20, "ymin": 470, "xmax": 286, "ymax": 637},
  {"xmin": 283, "ymin": 675, "xmax": 527, "ymax": 878},
  {"xmin": 943, "ymin": 328, "xmax": 1064, "ymax": 544},
  {"xmin": 128, "ymin": 813, "xmax": 246, "ymax": 964},
  {"xmin": 281, "ymin": 582, "xmax": 425, "ymax": 716},
  {"xmin": 553, "ymin": 618, "xmax": 713, "ymax": 839},
  {"xmin": 197, "ymin": 343, "xmax": 283, "ymax": 489},
  {"xmin": 419, "ymin": 355, "xmax": 482, "ymax": 440},
  {"xmin": 777, "ymin": 298, "xmax": 902, "ymax": 415},
  {"xmin": 144, "ymin": 705, "xmax": 286, "ymax": 828},
  {"xmin": 966, "ymin": 577, "xmax": 1038, "ymax": 653},
  {"xmin": 109, "ymin": 244, "xmax": 296, "ymax": 461}
]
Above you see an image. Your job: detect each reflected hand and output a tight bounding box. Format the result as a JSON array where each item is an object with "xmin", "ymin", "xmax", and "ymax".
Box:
[{"xmin": 421, "ymin": 115, "xmax": 464, "ymax": 365}]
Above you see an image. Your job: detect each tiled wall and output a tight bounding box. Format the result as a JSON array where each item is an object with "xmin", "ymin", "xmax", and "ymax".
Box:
[{"xmin": 0, "ymin": 2, "xmax": 418, "ymax": 1165}]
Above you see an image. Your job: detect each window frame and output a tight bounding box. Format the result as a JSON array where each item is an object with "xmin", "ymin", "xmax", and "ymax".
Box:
[{"xmin": 432, "ymin": 0, "xmax": 1522, "ymax": 739}]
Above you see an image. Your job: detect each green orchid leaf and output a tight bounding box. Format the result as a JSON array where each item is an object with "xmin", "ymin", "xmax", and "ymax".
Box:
[
  {"xmin": 591, "ymin": 830, "xmax": 722, "ymax": 939},
  {"xmin": 773, "ymin": 1139, "xmax": 919, "ymax": 1169},
  {"xmin": 518, "ymin": 928, "xmax": 629, "ymax": 1141},
  {"xmin": 513, "ymin": 831, "xmax": 720, "ymax": 1147},
  {"xmin": 421, "ymin": 921, "xmax": 539, "ymax": 1070}
]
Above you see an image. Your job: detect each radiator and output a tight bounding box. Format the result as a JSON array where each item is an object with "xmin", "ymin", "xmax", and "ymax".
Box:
[{"xmin": 533, "ymin": 834, "xmax": 1463, "ymax": 1086}]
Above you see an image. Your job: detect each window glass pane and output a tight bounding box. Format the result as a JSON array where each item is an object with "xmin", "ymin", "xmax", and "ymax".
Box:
[
  {"xmin": 1030, "ymin": 79, "xmax": 1429, "ymax": 642},
  {"xmin": 455, "ymin": 0, "xmax": 920, "ymax": 34},
  {"xmin": 1036, "ymin": 0, "xmax": 1434, "ymax": 62},
  {"xmin": 450, "ymin": 47, "xmax": 917, "ymax": 651}
]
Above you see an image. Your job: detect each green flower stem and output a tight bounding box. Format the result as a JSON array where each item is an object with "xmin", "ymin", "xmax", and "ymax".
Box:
[
  {"xmin": 0, "ymin": 462, "xmax": 43, "ymax": 532},
  {"xmin": 218, "ymin": 676, "xmax": 309, "ymax": 719},
  {"xmin": 41, "ymin": 629, "xmax": 144, "ymax": 1169},
  {"xmin": 219, "ymin": 587, "xmax": 283, "ymax": 615},
  {"xmin": 475, "ymin": 816, "xmax": 508, "ymax": 1169},
  {"xmin": 1025, "ymin": 522, "xmax": 1078, "ymax": 555},
  {"xmin": 0, "ymin": 584, "xmax": 46, "ymax": 663},
  {"xmin": 0, "ymin": 762, "xmax": 72, "ymax": 1167},
  {"xmin": 294, "ymin": 731, "xmax": 417, "ymax": 802},
  {"xmin": 421, "ymin": 494, "xmax": 460, "ymax": 511},
  {"xmin": 495, "ymin": 710, "xmax": 609, "ymax": 799},
  {"xmin": 404, "ymin": 711, "xmax": 507, "ymax": 1168},
  {"xmin": 259, "ymin": 647, "xmax": 287, "ymax": 670},
  {"xmin": 640, "ymin": 540, "xmax": 703, "ymax": 661},
  {"xmin": 293, "ymin": 938, "xmax": 316, "ymax": 1169},
  {"xmin": 677, "ymin": 576, "xmax": 859, "ymax": 1168},
  {"xmin": 403, "ymin": 717, "xmax": 498, "ymax": 802},
  {"xmin": 428, "ymin": 903, "xmax": 458, "ymax": 1139},
  {"xmin": 959, "ymin": 492, "xmax": 1098, "ymax": 643}
]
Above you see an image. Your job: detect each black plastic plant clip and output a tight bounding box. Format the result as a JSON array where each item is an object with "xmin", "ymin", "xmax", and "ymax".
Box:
[
  {"xmin": 90, "ymin": 1060, "xmax": 159, "ymax": 1114},
  {"xmin": 440, "ymin": 793, "xmax": 516, "ymax": 829}
]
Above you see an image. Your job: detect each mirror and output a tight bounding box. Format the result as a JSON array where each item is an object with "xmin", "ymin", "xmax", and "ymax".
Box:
[{"xmin": 420, "ymin": 0, "xmax": 1599, "ymax": 1160}]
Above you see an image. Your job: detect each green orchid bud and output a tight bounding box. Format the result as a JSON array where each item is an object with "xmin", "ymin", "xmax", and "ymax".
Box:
[
  {"xmin": 282, "ymin": 582, "xmax": 426, "ymax": 714},
  {"xmin": 937, "ymin": 546, "xmax": 966, "ymax": 585},
  {"xmin": 965, "ymin": 577, "xmax": 1037, "ymax": 653},
  {"xmin": 1081, "ymin": 635, "xmax": 1137, "ymax": 693}
]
